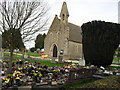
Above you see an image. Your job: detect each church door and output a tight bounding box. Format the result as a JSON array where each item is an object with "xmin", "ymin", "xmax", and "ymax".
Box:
[{"xmin": 53, "ymin": 45, "xmax": 57, "ymax": 57}]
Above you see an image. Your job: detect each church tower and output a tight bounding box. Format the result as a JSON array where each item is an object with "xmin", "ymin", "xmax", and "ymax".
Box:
[{"xmin": 60, "ymin": 2, "xmax": 69, "ymax": 24}]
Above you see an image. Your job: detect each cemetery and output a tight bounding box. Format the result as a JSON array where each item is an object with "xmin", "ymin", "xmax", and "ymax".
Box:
[
  {"xmin": 0, "ymin": 1, "xmax": 120, "ymax": 90},
  {"xmin": 0, "ymin": 51, "xmax": 120, "ymax": 89}
]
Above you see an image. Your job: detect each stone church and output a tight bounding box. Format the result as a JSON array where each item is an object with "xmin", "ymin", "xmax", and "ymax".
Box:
[{"xmin": 44, "ymin": 2, "xmax": 83, "ymax": 60}]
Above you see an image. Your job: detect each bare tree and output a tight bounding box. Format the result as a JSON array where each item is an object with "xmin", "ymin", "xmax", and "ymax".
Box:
[{"xmin": 0, "ymin": 0, "xmax": 49, "ymax": 73}]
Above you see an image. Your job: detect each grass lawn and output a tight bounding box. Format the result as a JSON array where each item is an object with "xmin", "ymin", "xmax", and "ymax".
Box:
[
  {"xmin": 4, "ymin": 52, "xmax": 22, "ymax": 60},
  {"xmin": 64, "ymin": 79, "xmax": 96, "ymax": 89},
  {"xmin": 4, "ymin": 52, "xmax": 10, "ymax": 56},
  {"xmin": 113, "ymin": 57, "xmax": 120, "ymax": 62},
  {"xmin": 15, "ymin": 52, "xmax": 41, "ymax": 57},
  {"xmin": 112, "ymin": 63, "xmax": 120, "ymax": 65},
  {"xmin": 105, "ymin": 66, "xmax": 120, "ymax": 71},
  {"xmin": 13, "ymin": 56, "xmax": 22, "ymax": 59},
  {"xmin": 3, "ymin": 52, "xmax": 67, "ymax": 67},
  {"xmin": 64, "ymin": 75, "xmax": 120, "ymax": 89},
  {"xmin": 4, "ymin": 52, "xmax": 21, "ymax": 56},
  {"xmin": 78, "ymin": 75, "xmax": 120, "ymax": 88},
  {"xmin": 109, "ymin": 66, "xmax": 120, "ymax": 69},
  {"xmin": 27, "ymin": 52, "xmax": 41, "ymax": 57},
  {"xmin": 4, "ymin": 52, "xmax": 41, "ymax": 57},
  {"xmin": 11, "ymin": 60, "xmax": 68, "ymax": 67},
  {"xmin": 29, "ymin": 60, "xmax": 68, "ymax": 67}
]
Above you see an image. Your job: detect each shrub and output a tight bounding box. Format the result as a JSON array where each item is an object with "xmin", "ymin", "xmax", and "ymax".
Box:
[{"xmin": 81, "ymin": 21, "xmax": 120, "ymax": 67}]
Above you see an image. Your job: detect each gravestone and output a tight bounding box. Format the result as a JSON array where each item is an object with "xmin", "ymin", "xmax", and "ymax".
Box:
[
  {"xmin": 79, "ymin": 58, "xmax": 85, "ymax": 66},
  {"xmin": 58, "ymin": 55, "xmax": 63, "ymax": 63},
  {"xmin": 58, "ymin": 50, "xmax": 64, "ymax": 63},
  {"xmin": 51, "ymin": 58, "xmax": 55, "ymax": 63}
]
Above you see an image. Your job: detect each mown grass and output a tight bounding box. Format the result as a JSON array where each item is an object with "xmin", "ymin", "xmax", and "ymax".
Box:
[
  {"xmin": 109, "ymin": 66, "xmax": 120, "ymax": 69},
  {"xmin": 4, "ymin": 52, "xmax": 41, "ymax": 57},
  {"xmin": 64, "ymin": 79, "xmax": 96, "ymax": 89},
  {"xmin": 4, "ymin": 52, "xmax": 10, "ymax": 56},
  {"xmin": 113, "ymin": 57, "xmax": 120, "ymax": 62},
  {"xmin": 10, "ymin": 60, "xmax": 68, "ymax": 67},
  {"xmin": 13, "ymin": 56, "xmax": 22, "ymax": 59},
  {"xmin": 14, "ymin": 52, "xmax": 41, "ymax": 57},
  {"xmin": 27, "ymin": 52, "xmax": 41, "ymax": 57},
  {"xmin": 79, "ymin": 75, "xmax": 120, "ymax": 88},
  {"xmin": 4, "ymin": 52, "xmax": 21, "ymax": 56},
  {"xmin": 15, "ymin": 52, "xmax": 41, "ymax": 57},
  {"xmin": 64, "ymin": 75, "xmax": 120, "ymax": 89},
  {"xmin": 112, "ymin": 63, "xmax": 120, "ymax": 65},
  {"xmin": 29, "ymin": 60, "xmax": 68, "ymax": 67},
  {"xmin": 105, "ymin": 66, "xmax": 120, "ymax": 71}
]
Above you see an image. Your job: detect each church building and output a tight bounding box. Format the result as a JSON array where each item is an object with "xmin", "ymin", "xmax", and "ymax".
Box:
[{"xmin": 44, "ymin": 2, "xmax": 83, "ymax": 60}]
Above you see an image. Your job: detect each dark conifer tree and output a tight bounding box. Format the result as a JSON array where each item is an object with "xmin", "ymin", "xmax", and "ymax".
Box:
[
  {"xmin": 81, "ymin": 21, "xmax": 120, "ymax": 67},
  {"xmin": 35, "ymin": 33, "xmax": 46, "ymax": 50}
]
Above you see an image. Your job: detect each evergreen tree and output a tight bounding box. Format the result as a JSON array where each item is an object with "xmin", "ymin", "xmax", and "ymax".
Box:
[
  {"xmin": 35, "ymin": 33, "xmax": 46, "ymax": 50},
  {"xmin": 81, "ymin": 21, "xmax": 120, "ymax": 67},
  {"xmin": 2, "ymin": 29, "xmax": 25, "ymax": 50}
]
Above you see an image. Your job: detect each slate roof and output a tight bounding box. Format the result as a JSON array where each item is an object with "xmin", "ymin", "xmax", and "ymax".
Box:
[
  {"xmin": 68, "ymin": 22, "xmax": 82, "ymax": 43},
  {"xmin": 47, "ymin": 16, "xmax": 82, "ymax": 43}
]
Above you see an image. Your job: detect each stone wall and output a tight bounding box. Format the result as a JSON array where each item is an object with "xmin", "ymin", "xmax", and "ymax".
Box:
[{"xmin": 68, "ymin": 41, "xmax": 83, "ymax": 60}]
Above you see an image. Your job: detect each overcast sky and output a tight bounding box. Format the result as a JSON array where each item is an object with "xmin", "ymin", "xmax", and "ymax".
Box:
[
  {"xmin": 1, "ymin": 0, "xmax": 119, "ymax": 49},
  {"xmin": 25, "ymin": 0, "xmax": 120, "ymax": 49},
  {"xmin": 47, "ymin": 0, "xmax": 119, "ymax": 25}
]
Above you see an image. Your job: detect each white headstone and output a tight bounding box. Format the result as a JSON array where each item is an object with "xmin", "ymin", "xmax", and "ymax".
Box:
[{"xmin": 79, "ymin": 58, "xmax": 85, "ymax": 66}]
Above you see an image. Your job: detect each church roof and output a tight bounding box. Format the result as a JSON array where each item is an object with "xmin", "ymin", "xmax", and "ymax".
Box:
[
  {"xmin": 47, "ymin": 15, "xmax": 82, "ymax": 43},
  {"xmin": 68, "ymin": 23, "xmax": 82, "ymax": 43}
]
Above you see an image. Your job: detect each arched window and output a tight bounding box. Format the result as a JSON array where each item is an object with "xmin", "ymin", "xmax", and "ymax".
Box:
[
  {"xmin": 63, "ymin": 14, "xmax": 65, "ymax": 20},
  {"xmin": 53, "ymin": 45, "xmax": 57, "ymax": 57}
]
